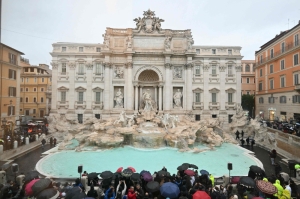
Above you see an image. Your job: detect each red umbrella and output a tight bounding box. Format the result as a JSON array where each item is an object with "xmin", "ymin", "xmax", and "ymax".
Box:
[
  {"xmin": 184, "ymin": 169, "xmax": 195, "ymax": 176},
  {"xmin": 25, "ymin": 179, "xmax": 40, "ymax": 196},
  {"xmin": 256, "ymin": 180, "xmax": 277, "ymax": 195},
  {"xmin": 116, "ymin": 167, "xmax": 123, "ymax": 173},
  {"xmin": 128, "ymin": 166, "xmax": 136, "ymax": 172},
  {"xmin": 193, "ymin": 191, "xmax": 211, "ymax": 199}
]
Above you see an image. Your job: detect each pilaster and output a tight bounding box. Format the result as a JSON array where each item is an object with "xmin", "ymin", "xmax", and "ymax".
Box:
[{"xmin": 103, "ymin": 62, "xmax": 112, "ymax": 110}]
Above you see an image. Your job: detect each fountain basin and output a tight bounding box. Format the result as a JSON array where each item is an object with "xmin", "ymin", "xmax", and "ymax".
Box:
[{"xmin": 36, "ymin": 143, "xmax": 262, "ymax": 179}]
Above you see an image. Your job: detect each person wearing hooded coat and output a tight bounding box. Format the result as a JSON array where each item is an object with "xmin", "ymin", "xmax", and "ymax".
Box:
[
  {"xmin": 87, "ymin": 184, "xmax": 98, "ymax": 198},
  {"xmin": 274, "ymin": 179, "xmax": 284, "ymax": 198},
  {"xmin": 105, "ymin": 186, "xmax": 116, "ymax": 199},
  {"xmin": 127, "ymin": 186, "xmax": 137, "ymax": 199}
]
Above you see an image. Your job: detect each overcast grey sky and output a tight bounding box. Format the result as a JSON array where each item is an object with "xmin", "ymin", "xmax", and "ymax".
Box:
[{"xmin": 2, "ymin": 0, "xmax": 300, "ymax": 66}]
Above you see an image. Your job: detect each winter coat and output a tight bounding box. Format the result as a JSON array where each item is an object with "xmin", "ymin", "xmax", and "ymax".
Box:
[
  {"xmin": 105, "ymin": 188, "xmax": 116, "ymax": 199},
  {"xmin": 279, "ymin": 189, "xmax": 291, "ymax": 199},
  {"xmin": 273, "ymin": 179, "xmax": 283, "ymax": 197},
  {"xmin": 128, "ymin": 189, "xmax": 137, "ymax": 199}
]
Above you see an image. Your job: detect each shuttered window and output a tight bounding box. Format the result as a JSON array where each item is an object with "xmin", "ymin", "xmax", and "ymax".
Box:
[
  {"xmin": 8, "ymin": 69, "xmax": 16, "ymax": 79},
  {"xmin": 8, "ymin": 87, "xmax": 16, "ymax": 97},
  {"xmin": 7, "ymin": 106, "xmax": 15, "ymax": 116}
]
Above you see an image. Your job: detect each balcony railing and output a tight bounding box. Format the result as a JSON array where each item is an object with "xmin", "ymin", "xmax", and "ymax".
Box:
[
  {"xmin": 75, "ymin": 101, "xmax": 86, "ymax": 109},
  {"xmin": 226, "ymin": 74, "xmax": 235, "ymax": 77},
  {"xmin": 57, "ymin": 101, "xmax": 69, "ymax": 109},
  {"xmin": 256, "ymin": 41, "xmax": 300, "ymax": 66},
  {"xmin": 225, "ymin": 102, "xmax": 236, "ymax": 110},
  {"xmin": 209, "ymin": 102, "xmax": 220, "ymax": 110},
  {"xmin": 295, "ymin": 84, "xmax": 300, "ymax": 91},
  {"xmin": 92, "ymin": 101, "xmax": 103, "ymax": 109},
  {"xmin": 192, "ymin": 102, "xmax": 203, "ymax": 110}
]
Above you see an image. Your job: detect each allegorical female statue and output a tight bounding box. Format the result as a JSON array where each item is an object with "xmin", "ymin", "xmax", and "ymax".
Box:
[
  {"xmin": 173, "ymin": 89, "xmax": 183, "ymax": 108},
  {"xmin": 114, "ymin": 89, "xmax": 124, "ymax": 108}
]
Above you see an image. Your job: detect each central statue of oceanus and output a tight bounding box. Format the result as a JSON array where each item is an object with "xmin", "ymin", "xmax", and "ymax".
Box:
[{"xmin": 139, "ymin": 89, "xmax": 157, "ymax": 121}]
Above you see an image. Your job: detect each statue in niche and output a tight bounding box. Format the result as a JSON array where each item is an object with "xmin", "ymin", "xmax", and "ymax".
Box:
[
  {"xmin": 102, "ymin": 34, "xmax": 110, "ymax": 48},
  {"xmin": 173, "ymin": 89, "xmax": 183, "ymax": 108},
  {"xmin": 126, "ymin": 36, "xmax": 132, "ymax": 48},
  {"xmin": 140, "ymin": 89, "xmax": 157, "ymax": 121},
  {"xmin": 164, "ymin": 36, "xmax": 171, "ymax": 49},
  {"xmin": 114, "ymin": 66, "xmax": 124, "ymax": 78},
  {"xmin": 173, "ymin": 67, "xmax": 182, "ymax": 79},
  {"xmin": 114, "ymin": 88, "xmax": 124, "ymax": 108},
  {"xmin": 187, "ymin": 36, "xmax": 194, "ymax": 50},
  {"xmin": 143, "ymin": 89, "xmax": 154, "ymax": 111}
]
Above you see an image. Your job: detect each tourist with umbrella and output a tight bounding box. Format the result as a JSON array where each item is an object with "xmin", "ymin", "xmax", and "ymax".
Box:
[
  {"xmin": 135, "ymin": 183, "xmax": 145, "ymax": 199},
  {"xmin": 87, "ymin": 184, "xmax": 98, "ymax": 198},
  {"xmin": 127, "ymin": 186, "xmax": 137, "ymax": 199},
  {"xmin": 160, "ymin": 182, "xmax": 180, "ymax": 199},
  {"xmin": 116, "ymin": 180, "xmax": 127, "ymax": 199},
  {"xmin": 105, "ymin": 185, "xmax": 116, "ymax": 199}
]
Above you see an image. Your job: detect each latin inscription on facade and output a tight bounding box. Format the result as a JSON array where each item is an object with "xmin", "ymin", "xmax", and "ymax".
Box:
[{"xmin": 134, "ymin": 38, "xmax": 164, "ymax": 49}]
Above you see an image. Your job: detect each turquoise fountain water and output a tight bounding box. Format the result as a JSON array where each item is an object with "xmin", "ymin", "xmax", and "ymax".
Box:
[{"xmin": 36, "ymin": 143, "xmax": 262, "ymax": 178}]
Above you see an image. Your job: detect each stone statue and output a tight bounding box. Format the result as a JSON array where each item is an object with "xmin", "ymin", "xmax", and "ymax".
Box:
[
  {"xmin": 114, "ymin": 67, "xmax": 124, "ymax": 79},
  {"xmin": 153, "ymin": 17, "xmax": 164, "ymax": 32},
  {"xmin": 173, "ymin": 89, "xmax": 183, "ymax": 108},
  {"xmin": 156, "ymin": 113, "xmax": 179, "ymax": 129},
  {"xmin": 125, "ymin": 113, "xmax": 137, "ymax": 127},
  {"xmin": 114, "ymin": 89, "xmax": 124, "ymax": 108},
  {"xmin": 143, "ymin": 89, "xmax": 154, "ymax": 111},
  {"xmin": 126, "ymin": 36, "xmax": 132, "ymax": 48},
  {"xmin": 187, "ymin": 37, "xmax": 194, "ymax": 50},
  {"xmin": 140, "ymin": 89, "xmax": 157, "ymax": 121},
  {"xmin": 103, "ymin": 34, "xmax": 110, "ymax": 49},
  {"xmin": 236, "ymin": 103, "xmax": 243, "ymax": 115},
  {"xmin": 133, "ymin": 17, "xmax": 145, "ymax": 32},
  {"xmin": 114, "ymin": 111, "xmax": 126, "ymax": 126},
  {"xmin": 164, "ymin": 36, "xmax": 171, "ymax": 49},
  {"xmin": 173, "ymin": 67, "xmax": 182, "ymax": 79}
]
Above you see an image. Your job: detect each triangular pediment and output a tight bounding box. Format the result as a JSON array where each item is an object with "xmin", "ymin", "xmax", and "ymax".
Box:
[
  {"xmin": 225, "ymin": 88, "xmax": 236, "ymax": 93},
  {"xmin": 209, "ymin": 88, "xmax": 220, "ymax": 93},
  {"xmin": 75, "ymin": 86, "xmax": 86, "ymax": 91},
  {"xmin": 192, "ymin": 88, "xmax": 203, "ymax": 93},
  {"xmin": 92, "ymin": 87, "xmax": 104, "ymax": 91},
  {"xmin": 57, "ymin": 86, "xmax": 69, "ymax": 91}
]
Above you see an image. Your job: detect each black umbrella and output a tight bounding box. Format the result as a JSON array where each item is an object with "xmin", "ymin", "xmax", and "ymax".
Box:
[
  {"xmin": 249, "ymin": 165, "xmax": 264, "ymax": 174},
  {"xmin": 71, "ymin": 192, "xmax": 87, "ymax": 199},
  {"xmin": 130, "ymin": 173, "xmax": 141, "ymax": 182},
  {"xmin": 239, "ymin": 176, "xmax": 255, "ymax": 187},
  {"xmin": 32, "ymin": 178, "xmax": 52, "ymax": 196},
  {"xmin": 122, "ymin": 168, "xmax": 133, "ymax": 177},
  {"xmin": 88, "ymin": 172, "xmax": 99, "ymax": 179},
  {"xmin": 157, "ymin": 170, "xmax": 170, "ymax": 177},
  {"xmin": 146, "ymin": 181, "xmax": 160, "ymax": 193},
  {"xmin": 100, "ymin": 171, "xmax": 113, "ymax": 179},
  {"xmin": 178, "ymin": 163, "xmax": 189, "ymax": 170},
  {"xmin": 24, "ymin": 170, "xmax": 40, "ymax": 182},
  {"xmin": 65, "ymin": 187, "xmax": 82, "ymax": 199},
  {"xmin": 189, "ymin": 164, "xmax": 198, "ymax": 169},
  {"xmin": 36, "ymin": 188, "xmax": 59, "ymax": 199},
  {"xmin": 177, "ymin": 166, "xmax": 184, "ymax": 171}
]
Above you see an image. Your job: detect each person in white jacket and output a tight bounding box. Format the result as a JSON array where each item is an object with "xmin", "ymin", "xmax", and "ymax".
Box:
[{"xmin": 116, "ymin": 180, "xmax": 127, "ymax": 199}]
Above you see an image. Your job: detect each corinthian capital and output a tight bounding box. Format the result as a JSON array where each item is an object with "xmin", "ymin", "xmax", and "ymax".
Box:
[
  {"xmin": 86, "ymin": 63, "xmax": 93, "ymax": 70},
  {"xmin": 164, "ymin": 63, "xmax": 172, "ymax": 68},
  {"xmin": 50, "ymin": 62, "xmax": 58, "ymax": 69},
  {"xmin": 103, "ymin": 62, "xmax": 112, "ymax": 68},
  {"xmin": 68, "ymin": 62, "xmax": 76, "ymax": 69},
  {"xmin": 125, "ymin": 62, "xmax": 133, "ymax": 68},
  {"xmin": 185, "ymin": 62, "xmax": 194, "ymax": 68}
]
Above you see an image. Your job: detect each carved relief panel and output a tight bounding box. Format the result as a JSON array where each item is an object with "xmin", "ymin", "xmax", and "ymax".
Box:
[
  {"xmin": 173, "ymin": 66, "xmax": 183, "ymax": 79},
  {"xmin": 114, "ymin": 66, "xmax": 124, "ymax": 79}
]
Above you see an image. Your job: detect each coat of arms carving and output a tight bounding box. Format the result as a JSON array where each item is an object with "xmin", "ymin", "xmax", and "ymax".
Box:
[{"xmin": 133, "ymin": 9, "xmax": 164, "ymax": 33}]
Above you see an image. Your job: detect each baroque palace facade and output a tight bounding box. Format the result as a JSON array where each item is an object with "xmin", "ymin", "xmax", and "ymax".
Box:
[{"xmin": 50, "ymin": 10, "xmax": 243, "ymax": 124}]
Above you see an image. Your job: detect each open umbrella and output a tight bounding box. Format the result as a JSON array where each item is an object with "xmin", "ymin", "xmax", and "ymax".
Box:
[
  {"xmin": 36, "ymin": 188, "xmax": 59, "ymax": 199},
  {"xmin": 177, "ymin": 166, "xmax": 184, "ymax": 171},
  {"xmin": 181, "ymin": 163, "xmax": 190, "ymax": 170},
  {"xmin": 24, "ymin": 170, "xmax": 40, "ymax": 182},
  {"xmin": 193, "ymin": 191, "xmax": 211, "ymax": 199},
  {"xmin": 157, "ymin": 170, "xmax": 170, "ymax": 177},
  {"xmin": 146, "ymin": 181, "xmax": 160, "ymax": 193},
  {"xmin": 128, "ymin": 166, "xmax": 136, "ymax": 172},
  {"xmin": 1, "ymin": 163, "xmax": 10, "ymax": 170},
  {"xmin": 249, "ymin": 165, "xmax": 265, "ymax": 174},
  {"xmin": 65, "ymin": 187, "xmax": 82, "ymax": 199},
  {"xmin": 256, "ymin": 180, "xmax": 278, "ymax": 195},
  {"xmin": 184, "ymin": 170, "xmax": 195, "ymax": 176},
  {"xmin": 142, "ymin": 172, "xmax": 153, "ymax": 182},
  {"xmin": 88, "ymin": 172, "xmax": 99, "ymax": 179},
  {"xmin": 25, "ymin": 179, "xmax": 40, "ymax": 196},
  {"xmin": 32, "ymin": 178, "xmax": 52, "ymax": 196},
  {"xmin": 130, "ymin": 173, "xmax": 141, "ymax": 182},
  {"xmin": 122, "ymin": 168, "xmax": 133, "ymax": 177},
  {"xmin": 160, "ymin": 182, "xmax": 180, "ymax": 198},
  {"xmin": 100, "ymin": 171, "xmax": 113, "ymax": 179},
  {"xmin": 189, "ymin": 164, "xmax": 198, "ymax": 169},
  {"xmin": 140, "ymin": 170, "xmax": 149, "ymax": 175},
  {"xmin": 200, "ymin": 170, "xmax": 209, "ymax": 176},
  {"xmin": 116, "ymin": 167, "xmax": 123, "ymax": 173},
  {"xmin": 239, "ymin": 176, "xmax": 255, "ymax": 187}
]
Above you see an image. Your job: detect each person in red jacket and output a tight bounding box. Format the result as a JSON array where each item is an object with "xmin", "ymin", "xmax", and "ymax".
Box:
[{"xmin": 127, "ymin": 186, "xmax": 137, "ymax": 199}]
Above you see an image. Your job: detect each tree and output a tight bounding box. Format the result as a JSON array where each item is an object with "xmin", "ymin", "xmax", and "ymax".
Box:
[{"xmin": 241, "ymin": 94, "xmax": 255, "ymax": 118}]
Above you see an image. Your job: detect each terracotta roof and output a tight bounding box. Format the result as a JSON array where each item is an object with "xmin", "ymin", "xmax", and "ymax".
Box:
[{"xmin": 0, "ymin": 43, "xmax": 25, "ymax": 55}]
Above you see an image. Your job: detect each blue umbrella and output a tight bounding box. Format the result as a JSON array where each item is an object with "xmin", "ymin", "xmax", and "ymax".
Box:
[
  {"xmin": 160, "ymin": 182, "xmax": 180, "ymax": 198},
  {"xmin": 200, "ymin": 170, "xmax": 209, "ymax": 176}
]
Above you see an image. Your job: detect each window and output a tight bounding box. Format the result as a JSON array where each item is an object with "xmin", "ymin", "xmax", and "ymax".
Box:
[
  {"xmin": 20, "ymin": 88, "xmax": 23, "ymax": 92},
  {"xmin": 41, "ymin": 88, "xmax": 44, "ymax": 92},
  {"xmin": 268, "ymin": 97, "xmax": 274, "ymax": 103},
  {"xmin": 294, "ymin": 54, "xmax": 299, "ymax": 66},
  {"xmin": 269, "ymin": 79, "xmax": 274, "ymax": 89},
  {"xmin": 96, "ymin": 47, "xmax": 101, "ymax": 52},
  {"xmin": 280, "ymin": 96, "xmax": 286, "ymax": 103},
  {"xmin": 42, "ymin": 78, "xmax": 44, "ymax": 82},
  {"xmin": 195, "ymin": 115, "xmax": 200, "ymax": 121},
  {"xmin": 26, "ymin": 78, "xmax": 29, "ymax": 83},
  {"xmin": 280, "ymin": 60, "xmax": 285, "ymax": 70},
  {"xmin": 33, "ymin": 109, "xmax": 36, "ymax": 114},
  {"xmin": 294, "ymin": 73, "xmax": 299, "ymax": 85},
  {"xmin": 246, "ymin": 91, "xmax": 250, "ymax": 95},
  {"xmin": 33, "ymin": 88, "xmax": 37, "ymax": 92},
  {"xmin": 79, "ymin": 47, "xmax": 83, "ymax": 52},
  {"xmin": 25, "ymin": 88, "xmax": 28, "ymax": 92},
  {"xmin": 21, "ymin": 78, "xmax": 23, "ymax": 82},
  {"xmin": 260, "ymin": 55, "xmax": 263, "ymax": 63},
  {"xmin": 212, "ymin": 114, "xmax": 217, "ymax": 118},
  {"xmin": 295, "ymin": 34, "xmax": 299, "ymax": 46},
  {"xmin": 95, "ymin": 63, "xmax": 102, "ymax": 74},
  {"xmin": 259, "ymin": 82, "xmax": 263, "ymax": 91},
  {"xmin": 212, "ymin": 65, "xmax": 216, "ymax": 75},
  {"xmin": 9, "ymin": 53, "xmax": 17, "ymax": 64},
  {"xmin": 25, "ymin": 110, "xmax": 30, "ymax": 115},
  {"xmin": 30, "ymin": 68, "xmax": 34, "ymax": 72},
  {"xmin": 281, "ymin": 42, "xmax": 285, "ymax": 53},
  {"xmin": 25, "ymin": 97, "xmax": 28, "ymax": 102},
  {"xmin": 259, "ymin": 97, "xmax": 264, "ymax": 103},
  {"xmin": 62, "ymin": 47, "xmax": 66, "ymax": 52},
  {"xmin": 228, "ymin": 49, "xmax": 232, "ymax": 55},
  {"xmin": 246, "ymin": 78, "xmax": 250, "ymax": 83},
  {"xmin": 41, "ymin": 97, "xmax": 44, "ymax": 103},
  {"xmin": 78, "ymin": 114, "xmax": 83, "ymax": 124},
  {"xmin": 61, "ymin": 91, "xmax": 66, "ymax": 102},
  {"xmin": 33, "ymin": 97, "xmax": 36, "ymax": 103},
  {"xmin": 280, "ymin": 76, "xmax": 285, "ymax": 87},
  {"xmin": 95, "ymin": 114, "xmax": 101, "ymax": 119},
  {"xmin": 78, "ymin": 92, "xmax": 84, "ymax": 102},
  {"xmin": 24, "ymin": 68, "xmax": 28, "ymax": 72},
  {"xmin": 245, "ymin": 65, "xmax": 250, "ymax": 72},
  {"xmin": 292, "ymin": 95, "xmax": 300, "ymax": 103},
  {"xmin": 8, "ymin": 69, "xmax": 16, "ymax": 79},
  {"xmin": 260, "ymin": 69, "xmax": 263, "ymax": 77},
  {"xmin": 228, "ymin": 65, "xmax": 233, "ymax": 75},
  {"xmin": 195, "ymin": 65, "xmax": 200, "ymax": 76},
  {"xmin": 95, "ymin": 92, "xmax": 101, "ymax": 103},
  {"xmin": 269, "ymin": 64, "xmax": 273, "ymax": 73},
  {"xmin": 20, "ymin": 97, "xmax": 23, "ymax": 102},
  {"xmin": 212, "ymin": 93, "xmax": 217, "ymax": 103},
  {"xmin": 212, "ymin": 49, "xmax": 216, "ymax": 54},
  {"xmin": 62, "ymin": 63, "xmax": 67, "ymax": 73},
  {"xmin": 34, "ymin": 77, "xmax": 37, "ymax": 83},
  {"xmin": 8, "ymin": 87, "xmax": 16, "ymax": 97},
  {"xmin": 78, "ymin": 63, "xmax": 84, "ymax": 74},
  {"xmin": 7, "ymin": 106, "xmax": 15, "ymax": 116},
  {"xmin": 228, "ymin": 93, "xmax": 233, "ymax": 103},
  {"xmin": 270, "ymin": 49, "xmax": 274, "ymax": 58},
  {"xmin": 196, "ymin": 49, "xmax": 200, "ymax": 54},
  {"xmin": 195, "ymin": 93, "xmax": 200, "ymax": 102}
]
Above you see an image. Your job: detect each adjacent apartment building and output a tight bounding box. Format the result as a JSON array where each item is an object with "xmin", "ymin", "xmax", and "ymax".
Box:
[
  {"xmin": 20, "ymin": 63, "xmax": 52, "ymax": 118},
  {"xmin": 241, "ymin": 60, "xmax": 256, "ymax": 95},
  {"xmin": 0, "ymin": 43, "xmax": 23, "ymax": 137},
  {"xmin": 255, "ymin": 21, "xmax": 300, "ymax": 121}
]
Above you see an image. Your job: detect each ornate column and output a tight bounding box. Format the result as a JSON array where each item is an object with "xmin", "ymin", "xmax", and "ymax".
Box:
[
  {"xmin": 186, "ymin": 63, "xmax": 193, "ymax": 111},
  {"xmin": 85, "ymin": 63, "xmax": 93, "ymax": 111},
  {"xmin": 159, "ymin": 85, "xmax": 163, "ymax": 111},
  {"xmin": 50, "ymin": 62, "xmax": 58, "ymax": 113},
  {"xmin": 125, "ymin": 62, "xmax": 133, "ymax": 110},
  {"xmin": 68, "ymin": 62, "xmax": 76, "ymax": 111},
  {"xmin": 139, "ymin": 86, "xmax": 143, "ymax": 110},
  {"xmin": 164, "ymin": 63, "xmax": 172, "ymax": 111},
  {"xmin": 103, "ymin": 62, "xmax": 112, "ymax": 110},
  {"xmin": 154, "ymin": 86, "xmax": 157, "ymax": 103},
  {"xmin": 134, "ymin": 84, "xmax": 139, "ymax": 112}
]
